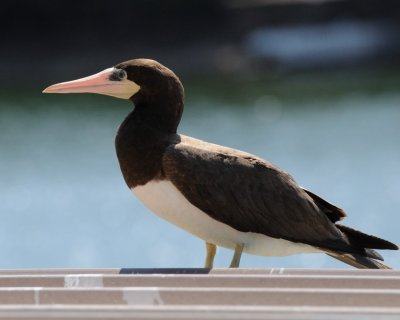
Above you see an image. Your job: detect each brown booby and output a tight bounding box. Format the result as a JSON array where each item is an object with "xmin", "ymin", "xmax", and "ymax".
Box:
[{"xmin": 43, "ymin": 59, "xmax": 398, "ymax": 269}]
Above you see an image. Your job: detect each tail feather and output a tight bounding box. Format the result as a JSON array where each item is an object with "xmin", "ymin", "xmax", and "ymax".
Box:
[
  {"xmin": 327, "ymin": 252, "xmax": 392, "ymax": 269},
  {"xmin": 364, "ymin": 248, "xmax": 384, "ymax": 261},
  {"xmin": 305, "ymin": 189, "xmax": 398, "ymax": 269},
  {"xmin": 336, "ymin": 224, "xmax": 399, "ymax": 250},
  {"xmin": 325, "ymin": 224, "xmax": 398, "ymax": 269}
]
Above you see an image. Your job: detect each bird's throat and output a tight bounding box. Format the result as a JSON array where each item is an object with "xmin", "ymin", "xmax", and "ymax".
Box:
[{"xmin": 115, "ymin": 108, "xmax": 175, "ymax": 188}]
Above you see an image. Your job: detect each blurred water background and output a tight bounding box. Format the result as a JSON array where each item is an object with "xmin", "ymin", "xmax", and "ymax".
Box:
[{"xmin": 0, "ymin": 0, "xmax": 399, "ymax": 269}]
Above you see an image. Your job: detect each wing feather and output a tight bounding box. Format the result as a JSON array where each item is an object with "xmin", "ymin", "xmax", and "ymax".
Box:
[{"xmin": 162, "ymin": 138, "xmax": 357, "ymax": 253}]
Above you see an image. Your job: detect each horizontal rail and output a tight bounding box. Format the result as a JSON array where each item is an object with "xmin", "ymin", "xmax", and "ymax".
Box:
[
  {"xmin": 0, "ymin": 269, "xmax": 398, "ymax": 319},
  {"xmin": 0, "ymin": 274, "xmax": 399, "ymax": 289},
  {"xmin": 0, "ymin": 268, "xmax": 399, "ymax": 276},
  {"xmin": 0, "ymin": 287, "xmax": 399, "ymax": 307},
  {"xmin": 0, "ymin": 305, "xmax": 399, "ymax": 320}
]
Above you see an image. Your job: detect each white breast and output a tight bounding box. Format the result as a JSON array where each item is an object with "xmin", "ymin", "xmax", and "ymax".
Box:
[{"xmin": 132, "ymin": 180, "xmax": 320, "ymax": 256}]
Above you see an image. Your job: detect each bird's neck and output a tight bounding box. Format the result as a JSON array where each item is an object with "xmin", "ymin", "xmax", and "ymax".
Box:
[
  {"xmin": 115, "ymin": 99, "xmax": 182, "ymax": 188},
  {"xmin": 131, "ymin": 87, "xmax": 184, "ymax": 133},
  {"xmin": 132, "ymin": 103, "xmax": 182, "ymax": 133}
]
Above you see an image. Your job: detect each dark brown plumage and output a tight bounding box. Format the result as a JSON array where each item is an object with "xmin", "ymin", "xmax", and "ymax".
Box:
[
  {"xmin": 44, "ymin": 58, "xmax": 398, "ymax": 269},
  {"xmin": 161, "ymin": 136, "xmax": 397, "ymax": 260}
]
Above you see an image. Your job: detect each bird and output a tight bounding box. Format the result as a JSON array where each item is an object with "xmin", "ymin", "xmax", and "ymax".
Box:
[{"xmin": 43, "ymin": 58, "xmax": 398, "ymax": 269}]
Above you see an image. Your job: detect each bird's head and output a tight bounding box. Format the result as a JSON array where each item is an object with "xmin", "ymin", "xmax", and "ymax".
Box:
[{"xmin": 43, "ymin": 58, "xmax": 184, "ymax": 104}]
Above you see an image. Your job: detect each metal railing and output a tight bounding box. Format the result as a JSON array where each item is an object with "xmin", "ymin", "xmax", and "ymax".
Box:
[{"xmin": 0, "ymin": 268, "xmax": 398, "ymax": 319}]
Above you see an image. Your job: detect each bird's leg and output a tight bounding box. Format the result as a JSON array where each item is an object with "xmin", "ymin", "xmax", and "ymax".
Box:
[
  {"xmin": 229, "ymin": 243, "xmax": 244, "ymax": 268},
  {"xmin": 204, "ymin": 242, "xmax": 217, "ymax": 268}
]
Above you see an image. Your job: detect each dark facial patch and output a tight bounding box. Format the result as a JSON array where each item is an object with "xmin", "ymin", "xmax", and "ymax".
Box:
[{"xmin": 109, "ymin": 69, "xmax": 127, "ymax": 81}]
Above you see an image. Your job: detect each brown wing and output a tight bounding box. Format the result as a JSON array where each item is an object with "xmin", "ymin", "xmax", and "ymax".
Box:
[
  {"xmin": 162, "ymin": 140, "xmax": 360, "ymax": 254},
  {"xmin": 302, "ymin": 188, "xmax": 347, "ymax": 222}
]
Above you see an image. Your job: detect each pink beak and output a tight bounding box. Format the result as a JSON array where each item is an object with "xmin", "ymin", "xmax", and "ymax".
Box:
[{"xmin": 43, "ymin": 68, "xmax": 140, "ymax": 100}]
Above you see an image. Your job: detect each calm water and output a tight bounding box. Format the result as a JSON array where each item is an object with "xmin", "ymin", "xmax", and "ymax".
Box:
[{"xmin": 1, "ymin": 74, "xmax": 399, "ymax": 269}]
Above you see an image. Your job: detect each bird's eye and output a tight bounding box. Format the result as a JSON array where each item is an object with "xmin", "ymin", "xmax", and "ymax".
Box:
[
  {"xmin": 117, "ymin": 69, "xmax": 127, "ymax": 79},
  {"xmin": 109, "ymin": 69, "xmax": 127, "ymax": 81}
]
